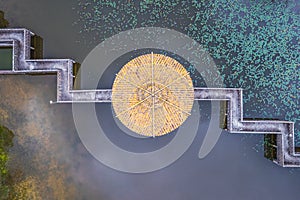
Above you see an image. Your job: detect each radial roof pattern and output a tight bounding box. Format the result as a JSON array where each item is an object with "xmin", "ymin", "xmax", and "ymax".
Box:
[{"xmin": 112, "ymin": 53, "xmax": 194, "ymax": 137}]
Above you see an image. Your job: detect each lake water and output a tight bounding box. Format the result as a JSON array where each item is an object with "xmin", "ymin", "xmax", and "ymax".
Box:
[{"xmin": 0, "ymin": 0, "xmax": 299, "ymax": 199}]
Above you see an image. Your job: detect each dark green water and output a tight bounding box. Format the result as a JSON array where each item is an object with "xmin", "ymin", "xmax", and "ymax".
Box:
[{"xmin": 0, "ymin": 48, "xmax": 12, "ymax": 70}]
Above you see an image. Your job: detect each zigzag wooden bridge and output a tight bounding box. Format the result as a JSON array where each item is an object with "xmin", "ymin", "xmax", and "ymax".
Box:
[{"xmin": 0, "ymin": 27, "xmax": 299, "ymax": 167}]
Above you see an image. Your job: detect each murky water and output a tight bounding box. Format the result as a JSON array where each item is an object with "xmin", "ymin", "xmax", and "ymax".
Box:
[{"xmin": 0, "ymin": 0, "xmax": 299, "ymax": 199}]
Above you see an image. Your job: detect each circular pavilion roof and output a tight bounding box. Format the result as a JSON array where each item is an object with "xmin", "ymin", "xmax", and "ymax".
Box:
[{"xmin": 112, "ymin": 53, "xmax": 194, "ymax": 137}]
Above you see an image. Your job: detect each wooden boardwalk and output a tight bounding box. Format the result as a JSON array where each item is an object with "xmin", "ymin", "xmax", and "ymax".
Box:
[{"xmin": 0, "ymin": 28, "xmax": 299, "ymax": 167}]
